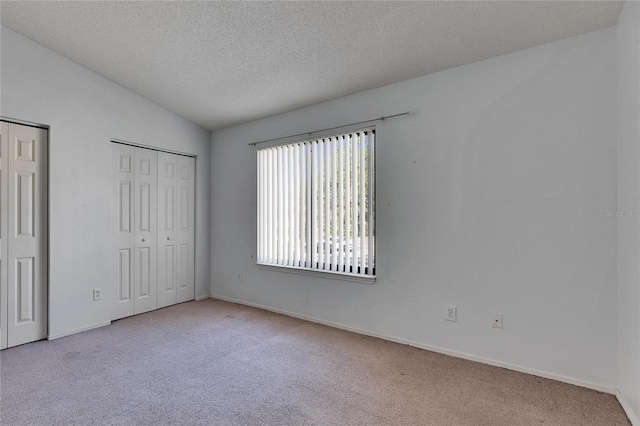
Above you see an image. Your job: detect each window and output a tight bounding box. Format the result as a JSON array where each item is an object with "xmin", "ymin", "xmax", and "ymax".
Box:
[{"xmin": 257, "ymin": 128, "xmax": 375, "ymax": 279}]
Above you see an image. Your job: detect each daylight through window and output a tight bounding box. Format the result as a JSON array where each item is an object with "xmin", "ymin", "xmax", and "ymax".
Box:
[{"xmin": 257, "ymin": 128, "xmax": 375, "ymax": 278}]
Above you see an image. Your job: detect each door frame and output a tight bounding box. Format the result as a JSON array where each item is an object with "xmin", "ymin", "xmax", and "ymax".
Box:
[{"xmin": 0, "ymin": 116, "xmax": 50, "ymax": 349}]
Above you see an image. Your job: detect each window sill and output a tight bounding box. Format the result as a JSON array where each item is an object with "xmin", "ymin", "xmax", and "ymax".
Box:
[{"xmin": 257, "ymin": 263, "xmax": 376, "ymax": 285}]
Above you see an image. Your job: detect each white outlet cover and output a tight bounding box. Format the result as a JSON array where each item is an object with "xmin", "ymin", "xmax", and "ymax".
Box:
[
  {"xmin": 492, "ymin": 313, "xmax": 503, "ymax": 329},
  {"xmin": 445, "ymin": 305, "xmax": 457, "ymax": 322}
]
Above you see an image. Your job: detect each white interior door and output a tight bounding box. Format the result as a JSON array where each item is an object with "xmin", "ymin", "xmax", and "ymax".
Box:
[
  {"xmin": 158, "ymin": 152, "xmax": 195, "ymax": 307},
  {"xmin": 3, "ymin": 122, "xmax": 48, "ymax": 348},
  {"xmin": 111, "ymin": 143, "xmax": 193, "ymax": 319},
  {"xmin": 176, "ymin": 155, "xmax": 195, "ymax": 303},
  {"xmin": 111, "ymin": 144, "xmax": 135, "ymax": 320},
  {"xmin": 157, "ymin": 152, "xmax": 177, "ymax": 308},
  {"xmin": 133, "ymin": 147, "xmax": 157, "ymax": 315}
]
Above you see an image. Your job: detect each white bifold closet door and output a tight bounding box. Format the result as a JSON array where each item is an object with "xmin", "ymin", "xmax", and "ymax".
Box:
[
  {"xmin": 111, "ymin": 145, "xmax": 158, "ymax": 318},
  {"xmin": 0, "ymin": 121, "xmax": 48, "ymax": 350},
  {"xmin": 157, "ymin": 152, "xmax": 195, "ymax": 308},
  {"xmin": 111, "ymin": 143, "xmax": 194, "ymax": 321}
]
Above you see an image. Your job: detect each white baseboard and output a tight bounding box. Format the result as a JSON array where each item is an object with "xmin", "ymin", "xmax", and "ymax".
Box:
[
  {"xmin": 617, "ymin": 390, "xmax": 640, "ymax": 426},
  {"xmin": 48, "ymin": 321, "xmax": 111, "ymax": 340},
  {"xmin": 211, "ymin": 294, "xmax": 616, "ymax": 395},
  {"xmin": 195, "ymin": 294, "xmax": 211, "ymax": 301}
]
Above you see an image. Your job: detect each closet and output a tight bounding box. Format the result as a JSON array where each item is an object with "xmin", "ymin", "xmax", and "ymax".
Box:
[
  {"xmin": 0, "ymin": 121, "xmax": 48, "ymax": 349},
  {"xmin": 111, "ymin": 142, "xmax": 195, "ymax": 321}
]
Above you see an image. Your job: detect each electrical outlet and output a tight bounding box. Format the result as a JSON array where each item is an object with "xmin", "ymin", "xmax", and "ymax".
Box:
[
  {"xmin": 236, "ymin": 271, "xmax": 242, "ymax": 282},
  {"xmin": 445, "ymin": 305, "xmax": 457, "ymax": 322},
  {"xmin": 492, "ymin": 313, "xmax": 503, "ymax": 329},
  {"xmin": 93, "ymin": 288, "xmax": 102, "ymax": 301}
]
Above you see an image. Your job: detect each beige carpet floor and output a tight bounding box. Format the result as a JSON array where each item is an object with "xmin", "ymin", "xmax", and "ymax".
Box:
[{"xmin": 0, "ymin": 298, "xmax": 630, "ymax": 425}]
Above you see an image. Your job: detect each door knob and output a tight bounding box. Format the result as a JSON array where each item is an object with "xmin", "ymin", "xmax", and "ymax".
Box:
[
  {"xmin": 167, "ymin": 237, "xmax": 170, "ymax": 240},
  {"xmin": 142, "ymin": 238, "xmax": 146, "ymax": 242}
]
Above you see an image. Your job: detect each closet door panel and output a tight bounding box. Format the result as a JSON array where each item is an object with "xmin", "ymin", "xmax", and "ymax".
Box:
[
  {"xmin": 111, "ymin": 144, "xmax": 135, "ymax": 320},
  {"xmin": 6, "ymin": 123, "xmax": 47, "ymax": 347},
  {"xmin": 111, "ymin": 144, "xmax": 194, "ymax": 319},
  {"xmin": 134, "ymin": 148, "xmax": 157, "ymax": 315},
  {"xmin": 176, "ymin": 155, "xmax": 195, "ymax": 303},
  {"xmin": 157, "ymin": 152, "xmax": 177, "ymax": 308}
]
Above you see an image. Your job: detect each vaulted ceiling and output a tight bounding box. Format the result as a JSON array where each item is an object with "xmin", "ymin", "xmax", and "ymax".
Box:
[{"xmin": 1, "ymin": 1, "xmax": 623, "ymax": 130}]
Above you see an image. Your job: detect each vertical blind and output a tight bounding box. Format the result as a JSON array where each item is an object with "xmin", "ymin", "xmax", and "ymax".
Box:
[{"xmin": 257, "ymin": 128, "xmax": 375, "ymax": 277}]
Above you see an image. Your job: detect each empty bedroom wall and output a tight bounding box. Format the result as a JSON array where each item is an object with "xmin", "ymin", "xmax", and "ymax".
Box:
[
  {"xmin": 0, "ymin": 26, "xmax": 212, "ymax": 338},
  {"xmin": 210, "ymin": 27, "xmax": 618, "ymax": 390}
]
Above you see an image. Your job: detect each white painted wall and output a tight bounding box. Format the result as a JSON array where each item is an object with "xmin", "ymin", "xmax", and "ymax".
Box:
[
  {"xmin": 0, "ymin": 27, "xmax": 211, "ymax": 338},
  {"xmin": 211, "ymin": 28, "xmax": 618, "ymax": 390},
  {"xmin": 617, "ymin": 1, "xmax": 640, "ymax": 422}
]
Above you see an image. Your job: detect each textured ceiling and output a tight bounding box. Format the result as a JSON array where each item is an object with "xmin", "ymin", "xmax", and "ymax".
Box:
[{"xmin": 0, "ymin": 1, "xmax": 623, "ymax": 130}]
